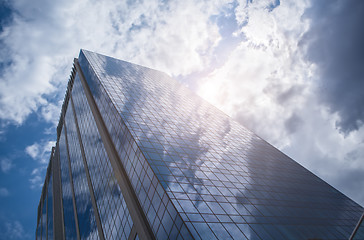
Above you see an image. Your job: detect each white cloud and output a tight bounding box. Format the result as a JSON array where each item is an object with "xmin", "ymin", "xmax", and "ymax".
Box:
[
  {"xmin": 0, "ymin": 0, "xmax": 231, "ymax": 127},
  {"xmin": 30, "ymin": 172, "xmax": 44, "ymax": 189},
  {"xmin": 26, "ymin": 140, "xmax": 55, "ymax": 189},
  {"xmin": 0, "ymin": 221, "xmax": 28, "ymax": 239},
  {"xmin": 196, "ymin": 0, "xmax": 364, "ymax": 207},
  {"xmin": 0, "ymin": 130, "xmax": 5, "ymax": 141},
  {"xmin": 25, "ymin": 141, "xmax": 56, "ymax": 189},
  {"xmin": 0, "ymin": 158, "xmax": 13, "ymax": 173},
  {"xmin": 40, "ymin": 100, "xmax": 62, "ymax": 125},
  {"xmin": 282, "ymin": 102, "xmax": 364, "ymax": 204},
  {"xmin": 30, "ymin": 165, "xmax": 48, "ymax": 189},
  {"xmin": 25, "ymin": 140, "xmax": 55, "ymax": 163},
  {"xmin": 25, "ymin": 143, "xmax": 39, "ymax": 160},
  {"xmin": 198, "ymin": 0, "xmax": 311, "ymax": 148},
  {"xmin": 0, "ymin": 188, "xmax": 9, "ymax": 197}
]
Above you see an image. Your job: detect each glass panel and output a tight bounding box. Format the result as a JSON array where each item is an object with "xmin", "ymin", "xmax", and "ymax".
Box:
[
  {"xmin": 36, "ymin": 222, "xmax": 41, "ymax": 240},
  {"xmin": 59, "ymin": 126, "xmax": 78, "ymax": 238},
  {"xmin": 71, "ymin": 74, "xmax": 133, "ymax": 239},
  {"xmin": 42, "ymin": 193, "xmax": 47, "ymax": 240},
  {"xmin": 47, "ymin": 173, "xmax": 53, "ymax": 239},
  {"xmin": 65, "ymin": 93, "xmax": 99, "ymax": 239}
]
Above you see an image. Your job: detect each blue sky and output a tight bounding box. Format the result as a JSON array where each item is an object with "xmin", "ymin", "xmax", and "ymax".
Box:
[{"xmin": 0, "ymin": 0, "xmax": 364, "ymax": 239}]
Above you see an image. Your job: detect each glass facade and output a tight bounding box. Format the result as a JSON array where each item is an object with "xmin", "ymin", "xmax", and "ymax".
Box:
[
  {"xmin": 47, "ymin": 173, "xmax": 53, "ymax": 240},
  {"xmin": 79, "ymin": 51, "xmax": 192, "ymax": 239},
  {"xmin": 37, "ymin": 149, "xmax": 54, "ymax": 240},
  {"xmin": 65, "ymin": 93, "xmax": 99, "ymax": 240},
  {"xmin": 59, "ymin": 127, "xmax": 78, "ymax": 238},
  {"xmin": 36, "ymin": 50, "xmax": 363, "ymax": 239},
  {"xmin": 72, "ymin": 73, "xmax": 134, "ymax": 240}
]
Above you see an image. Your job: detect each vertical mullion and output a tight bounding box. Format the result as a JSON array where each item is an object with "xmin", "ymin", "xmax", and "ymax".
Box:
[
  {"xmin": 350, "ymin": 211, "xmax": 364, "ymax": 240},
  {"xmin": 128, "ymin": 225, "xmax": 137, "ymax": 240}
]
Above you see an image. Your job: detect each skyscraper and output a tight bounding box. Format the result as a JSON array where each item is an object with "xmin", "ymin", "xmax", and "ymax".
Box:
[{"xmin": 36, "ymin": 50, "xmax": 363, "ymax": 240}]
